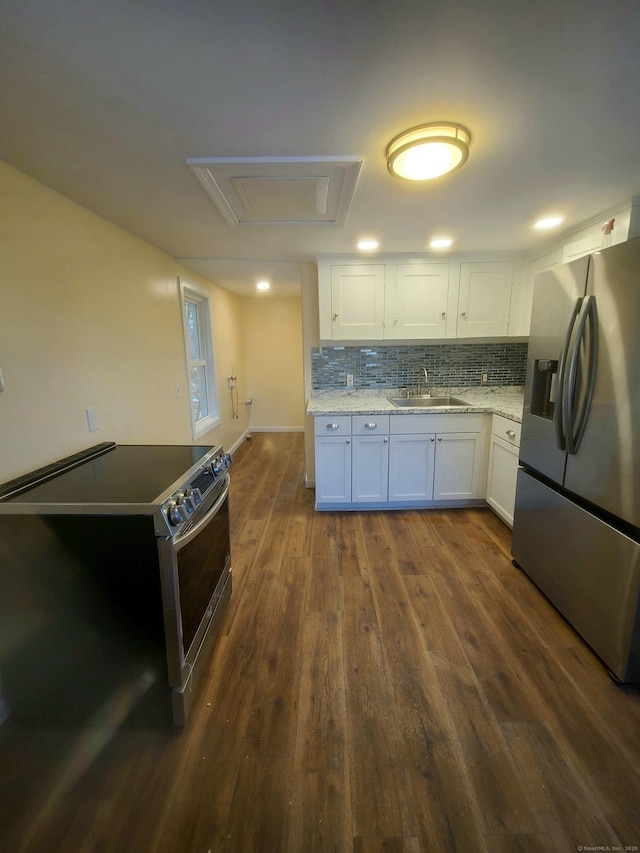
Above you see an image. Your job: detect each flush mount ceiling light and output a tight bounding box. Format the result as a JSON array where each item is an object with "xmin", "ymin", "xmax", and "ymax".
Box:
[
  {"xmin": 386, "ymin": 123, "xmax": 471, "ymax": 181},
  {"xmin": 256, "ymin": 280, "xmax": 270, "ymax": 291}
]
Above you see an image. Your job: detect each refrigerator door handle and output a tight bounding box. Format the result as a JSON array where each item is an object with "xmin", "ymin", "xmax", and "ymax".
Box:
[
  {"xmin": 564, "ymin": 294, "xmax": 598, "ymax": 455},
  {"xmin": 554, "ymin": 297, "xmax": 582, "ymax": 451}
]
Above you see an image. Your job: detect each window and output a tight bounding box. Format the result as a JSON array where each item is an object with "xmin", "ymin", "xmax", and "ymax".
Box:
[{"xmin": 179, "ymin": 279, "xmax": 219, "ymax": 439}]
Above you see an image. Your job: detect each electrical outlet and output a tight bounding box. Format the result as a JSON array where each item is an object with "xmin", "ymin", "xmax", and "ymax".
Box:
[
  {"xmin": 481, "ymin": 371, "xmax": 489, "ymax": 384},
  {"xmin": 346, "ymin": 374, "xmax": 354, "ymax": 387}
]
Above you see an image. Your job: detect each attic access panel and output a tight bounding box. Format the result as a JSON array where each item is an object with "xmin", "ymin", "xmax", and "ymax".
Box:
[{"xmin": 186, "ymin": 156, "xmax": 362, "ymax": 226}]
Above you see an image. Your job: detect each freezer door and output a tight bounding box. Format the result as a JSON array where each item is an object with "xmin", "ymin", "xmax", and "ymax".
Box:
[
  {"xmin": 563, "ymin": 237, "xmax": 640, "ymax": 529},
  {"xmin": 519, "ymin": 256, "xmax": 589, "ymax": 484},
  {"xmin": 512, "ymin": 469, "xmax": 640, "ymax": 682}
]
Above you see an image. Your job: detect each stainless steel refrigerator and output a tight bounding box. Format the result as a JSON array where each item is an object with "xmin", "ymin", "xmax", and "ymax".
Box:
[{"xmin": 512, "ymin": 236, "xmax": 640, "ymax": 682}]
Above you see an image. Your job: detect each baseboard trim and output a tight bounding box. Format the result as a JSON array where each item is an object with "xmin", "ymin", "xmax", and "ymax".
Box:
[
  {"xmin": 248, "ymin": 426, "xmax": 305, "ymax": 433},
  {"xmin": 227, "ymin": 429, "xmax": 251, "ymax": 455}
]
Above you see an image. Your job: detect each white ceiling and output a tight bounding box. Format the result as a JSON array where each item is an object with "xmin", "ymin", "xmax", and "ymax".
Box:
[{"xmin": 2, "ymin": 0, "xmax": 640, "ymax": 298}]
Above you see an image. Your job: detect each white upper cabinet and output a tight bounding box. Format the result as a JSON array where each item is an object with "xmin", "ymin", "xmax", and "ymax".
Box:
[
  {"xmin": 384, "ymin": 263, "xmax": 450, "ymax": 339},
  {"xmin": 318, "ymin": 257, "xmax": 525, "ymax": 342},
  {"xmin": 456, "ymin": 262, "xmax": 513, "ymax": 338},
  {"xmin": 325, "ymin": 264, "xmax": 385, "ymax": 340}
]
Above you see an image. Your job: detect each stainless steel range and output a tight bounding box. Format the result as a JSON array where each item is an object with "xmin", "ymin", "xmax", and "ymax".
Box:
[{"xmin": 0, "ymin": 442, "xmax": 232, "ymax": 726}]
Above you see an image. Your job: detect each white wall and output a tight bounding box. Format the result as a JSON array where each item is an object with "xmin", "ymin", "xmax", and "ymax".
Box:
[
  {"xmin": 0, "ymin": 161, "xmax": 249, "ymax": 482},
  {"xmin": 241, "ymin": 296, "xmax": 304, "ymax": 430}
]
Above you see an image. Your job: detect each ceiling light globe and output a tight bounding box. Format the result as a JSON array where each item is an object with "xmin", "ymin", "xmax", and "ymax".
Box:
[
  {"xmin": 357, "ymin": 238, "xmax": 379, "ymax": 251},
  {"xmin": 534, "ymin": 215, "xmax": 564, "ymax": 230},
  {"xmin": 430, "ymin": 237, "xmax": 453, "ymax": 249}
]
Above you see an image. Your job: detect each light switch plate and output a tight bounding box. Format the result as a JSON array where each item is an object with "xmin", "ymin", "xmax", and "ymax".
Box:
[{"xmin": 86, "ymin": 407, "xmax": 100, "ymax": 432}]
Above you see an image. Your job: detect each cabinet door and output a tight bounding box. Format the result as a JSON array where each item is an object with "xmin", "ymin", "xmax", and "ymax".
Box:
[
  {"xmin": 486, "ymin": 434, "xmax": 519, "ymax": 526},
  {"xmin": 433, "ymin": 433, "xmax": 482, "ymax": 500},
  {"xmin": 352, "ymin": 435, "xmax": 389, "ymax": 502},
  {"xmin": 385, "ymin": 263, "xmax": 449, "ymax": 339},
  {"xmin": 388, "ymin": 433, "xmax": 435, "ymax": 501},
  {"xmin": 315, "ymin": 436, "xmax": 352, "ymax": 504},
  {"xmin": 457, "ymin": 262, "xmax": 513, "ymax": 337},
  {"xmin": 330, "ymin": 264, "xmax": 385, "ymax": 340}
]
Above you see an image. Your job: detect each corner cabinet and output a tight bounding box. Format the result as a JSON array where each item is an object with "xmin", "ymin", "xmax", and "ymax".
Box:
[
  {"xmin": 314, "ymin": 412, "xmax": 488, "ymax": 510},
  {"xmin": 486, "ymin": 414, "xmax": 521, "ymax": 527},
  {"xmin": 318, "ymin": 258, "xmax": 525, "ymax": 341}
]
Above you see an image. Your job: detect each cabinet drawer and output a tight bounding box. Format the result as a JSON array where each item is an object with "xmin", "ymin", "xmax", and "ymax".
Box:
[
  {"xmin": 492, "ymin": 414, "xmax": 521, "ymax": 447},
  {"xmin": 352, "ymin": 415, "xmax": 390, "ymax": 435},
  {"xmin": 314, "ymin": 416, "xmax": 351, "ymax": 436},
  {"xmin": 390, "ymin": 412, "xmax": 484, "ymax": 434}
]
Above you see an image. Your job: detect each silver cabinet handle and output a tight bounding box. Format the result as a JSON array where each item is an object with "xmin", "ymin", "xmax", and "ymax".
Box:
[
  {"xmin": 430, "ymin": 436, "xmax": 435, "ymax": 442},
  {"xmin": 460, "ymin": 311, "xmax": 467, "ymax": 317},
  {"xmin": 437, "ymin": 436, "xmax": 443, "ymax": 441},
  {"xmin": 326, "ymin": 423, "xmax": 340, "ymax": 430},
  {"xmin": 346, "ymin": 439, "xmax": 351, "ymax": 444},
  {"xmin": 332, "ymin": 313, "xmax": 338, "ymax": 320},
  {"xmin": 383, "ymin": 438, "xmax": 388, "ymax": 443},
  {"xmin": 441, "ymin": 312, "xmax": 446, "ymax": 319},
  {"xmin": 364, "ymin": 422, "xmax": 378, "ymax": 429},
  {"xmin": 506, "ymin": 429, "xmax": 516, "ymax": 439}
]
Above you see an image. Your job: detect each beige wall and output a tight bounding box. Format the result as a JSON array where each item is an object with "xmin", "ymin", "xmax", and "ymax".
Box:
[
  {"xmin": 241, "ymin": 296, "xmax": 304, "ymax": 430},
  {"xmin": 300, "ymin": 262, "xmax": 320, "ymax": 483},
  {"xmin": 0, "ymin": 161, "xmax": 249, "ymax": 483}
]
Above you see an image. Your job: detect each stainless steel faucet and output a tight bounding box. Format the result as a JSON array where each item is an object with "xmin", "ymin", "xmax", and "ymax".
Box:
[
  {"xmin": 416, "ymin": 367, "xmax": 431, "ymax": 397},
  {"xmin": 417, "ymin": 368, "xmax": 429, "ymax": 396}
]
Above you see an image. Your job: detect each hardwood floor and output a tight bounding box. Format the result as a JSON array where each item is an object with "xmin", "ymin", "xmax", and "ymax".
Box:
[{"xmin": 1, "ymin": 432, "xmax": 639, "ymax": 851}]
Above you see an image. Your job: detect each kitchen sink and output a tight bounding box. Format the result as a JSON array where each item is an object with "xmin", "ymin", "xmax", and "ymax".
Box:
[{"xmin": 389, "ymin": 395, "xmax": 469, "ymax": 408}]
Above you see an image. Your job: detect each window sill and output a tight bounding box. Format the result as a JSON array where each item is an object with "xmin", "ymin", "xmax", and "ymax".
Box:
[{"xmin": 192, "ymin": 414, "xmax": 221, "ymax": 441}]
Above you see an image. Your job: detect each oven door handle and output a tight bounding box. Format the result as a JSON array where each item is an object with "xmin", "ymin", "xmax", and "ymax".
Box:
[{"xmin": 173, "ymin": 474, "xmax": 230, "ymax": 552}]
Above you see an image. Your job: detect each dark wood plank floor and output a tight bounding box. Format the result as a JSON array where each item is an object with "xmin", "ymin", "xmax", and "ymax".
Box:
[{"xmin": 2, "ymin": 432, "xmax": 639, "ymax": 851}]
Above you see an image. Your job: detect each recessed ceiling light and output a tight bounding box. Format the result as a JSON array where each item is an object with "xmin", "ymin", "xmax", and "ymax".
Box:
[
  {"xmin": 430, "ymin": 237, "xmax": 453, "ymax": 249},
  {"xmin": 387, "ymin": 123, "xmax": 471, "ymax": 181},
  {"xmin": 534, "ymin": 215, "xmax": 564, "ymax": 230},
  {"xmin": 256, "ymin": 280, "xmax": 270, "ymax": 291},
  {"xmin": 357, "ymin": 238, "xmax": 379, "ymax": 252}
]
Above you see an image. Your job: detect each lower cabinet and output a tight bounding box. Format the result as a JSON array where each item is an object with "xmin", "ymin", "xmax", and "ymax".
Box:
[
  {"xmin": 486, "ymin": 414, "xmax": 522, "ymax": 526},
  {"xmin": 314, "ymin": 417, "xmax": 352, "ymax": 504},
  {"xmin": 433, "ymin": 432, "xmax": 485, "ymax": 500},
  {"xmin": 315, "ymin": 412, "xmax": 487, "ymax": 509},
  {"xmin": 351, "ymin": 415, "xmax": 390, "ymax": 502},
  {"xmin": 388, "ymin": 433, "xmax": 435, "ymax": 502}
]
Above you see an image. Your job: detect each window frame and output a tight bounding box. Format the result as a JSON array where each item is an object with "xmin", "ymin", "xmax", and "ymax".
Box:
[{"xmin": 179, "ymin": 278, "xmax": 220, "ymax": 440}]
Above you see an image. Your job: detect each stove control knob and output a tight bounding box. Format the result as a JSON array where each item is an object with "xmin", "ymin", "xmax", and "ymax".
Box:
[
  {"xmin": 166, "ymin": 501, "xmax": 184, "ymax": 526},
  {"xmin": 213, "ymin": 453, "xmax": 232, "ymax": 475},
  {"xmin": 184, "ymin": 487, "xmax": 201, "ymax": 507},
  {"xmin": 177, "ymin": 493, "xmax": 195, "ymax": 515}
]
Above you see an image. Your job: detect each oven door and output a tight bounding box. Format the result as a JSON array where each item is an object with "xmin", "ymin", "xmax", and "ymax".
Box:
[{"xmin": 158, "ymin": 473, "xmax": 231, "ymax": 723}]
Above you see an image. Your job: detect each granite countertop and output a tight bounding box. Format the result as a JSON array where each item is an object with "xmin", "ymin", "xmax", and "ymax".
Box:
[{"xmin": 307, "ymin": 386, "xmax": 524, "ymax": 423}]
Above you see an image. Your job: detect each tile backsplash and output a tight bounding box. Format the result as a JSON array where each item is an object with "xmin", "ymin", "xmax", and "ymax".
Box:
[{"xmin": 311, "ymin": 342, "xmax": 527, "ymax": 390}]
